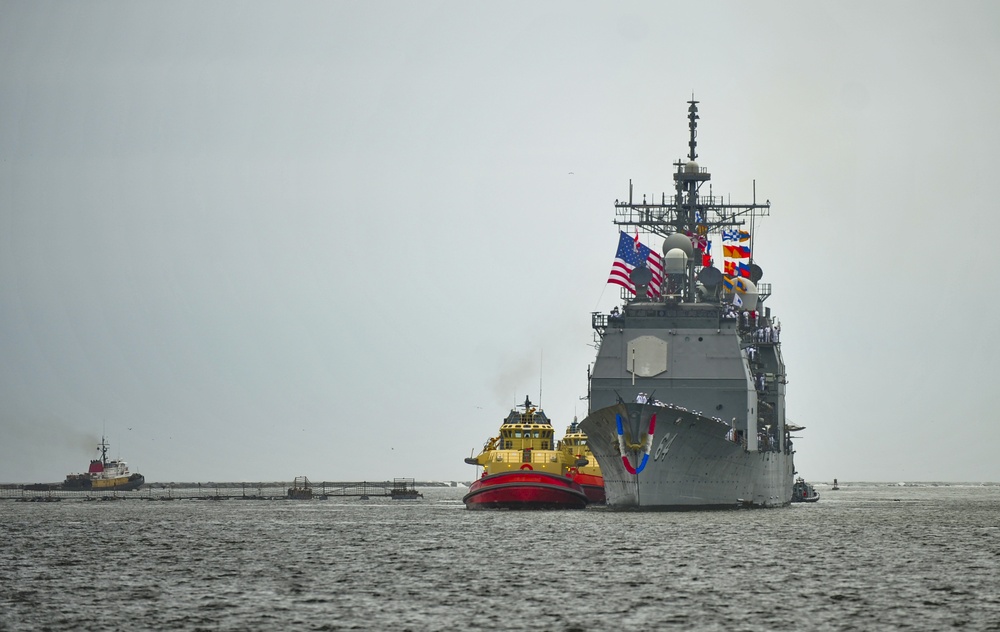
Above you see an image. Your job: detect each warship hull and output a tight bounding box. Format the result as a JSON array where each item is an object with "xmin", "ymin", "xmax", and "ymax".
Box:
[{"xmin": 582, "ymin": 403, "xmax": 792, "ymax": 509}]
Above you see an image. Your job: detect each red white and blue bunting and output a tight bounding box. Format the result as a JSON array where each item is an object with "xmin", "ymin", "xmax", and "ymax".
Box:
[{"xmin": 616, "ymin": 413, "xmax": 657, "ymax": 475}]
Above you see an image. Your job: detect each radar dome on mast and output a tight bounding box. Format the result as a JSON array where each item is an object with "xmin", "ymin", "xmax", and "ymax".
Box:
[
  {"xmin": 662, "ymin": 233, "xmax": 693, "ymax": 257},
  {"xmin": 736, "ymin": 278, "xmax": 760, "ymax": 311},
  {"xmin": 663, "ymin": 248, "xmax": 688, "ymax": 274}
]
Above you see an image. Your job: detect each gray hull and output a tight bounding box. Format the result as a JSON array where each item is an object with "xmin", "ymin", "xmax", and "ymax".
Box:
[{"xmin": 582, "ymin": 403, "xmax": 792, "ymax": 509}]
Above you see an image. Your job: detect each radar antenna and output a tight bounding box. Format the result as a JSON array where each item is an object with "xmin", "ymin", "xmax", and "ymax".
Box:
[{"xmin": 687, "ymin": 99, "xmax": 699, "ymax": 161}]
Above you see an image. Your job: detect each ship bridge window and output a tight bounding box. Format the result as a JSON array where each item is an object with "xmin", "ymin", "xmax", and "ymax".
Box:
[{"xmin": 513, "ymin": 430, "xmax": 522, "ymax": 438}]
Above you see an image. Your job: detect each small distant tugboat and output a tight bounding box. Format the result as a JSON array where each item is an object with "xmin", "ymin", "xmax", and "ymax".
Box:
[
  {"xmin": 558, "ymin": 418, "xmax": 605, "ymax": 504},
  {"xmin": 791, "ymin": 477, "xmax": 820, "ymax": 503},
  {"xmin": 62, "ymin": 437, "xmax": 144, "ymax": 491},
  {"xmin": 463, "ymin": 396, "xmax": 588, "ymax": 510}
]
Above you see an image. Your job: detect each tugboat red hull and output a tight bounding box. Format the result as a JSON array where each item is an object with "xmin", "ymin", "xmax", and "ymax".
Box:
[
  {"xmin": 463, "ymin": 471, "xmax": 588, "ymax": 510},
  {"xmin": 569, "ymin": 472, "xmax": 606, "ymax": 504}
]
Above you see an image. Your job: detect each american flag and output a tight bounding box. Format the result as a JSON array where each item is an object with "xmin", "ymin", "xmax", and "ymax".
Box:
[{"xmin": 607, "ymin": 232, "xmax": 662, "ymax": 297}]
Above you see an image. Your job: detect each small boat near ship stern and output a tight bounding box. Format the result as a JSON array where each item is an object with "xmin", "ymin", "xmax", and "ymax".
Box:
[{"xmin": 791, "ymin": 477, "xmax": 820, "ymax": 502}]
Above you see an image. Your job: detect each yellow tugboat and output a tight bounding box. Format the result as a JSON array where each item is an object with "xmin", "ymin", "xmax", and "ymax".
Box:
[
  {"xmin": 463, "ymin": 396, "xmax": 588, "ymax": 509},
  {"xmin": 558, "ymin": 419, "xmax": 605, "ymax": 504}
]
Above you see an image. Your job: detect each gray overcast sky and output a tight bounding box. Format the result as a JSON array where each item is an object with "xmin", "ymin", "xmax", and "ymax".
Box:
[{"xmin": 2, "ymin": 1, "xmax": 999, "ymax": 484}]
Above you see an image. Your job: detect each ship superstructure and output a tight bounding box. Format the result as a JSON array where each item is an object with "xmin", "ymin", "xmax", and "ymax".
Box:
[{"xmin": 580, "ymin": 100, "xmax": 796, "ymax": 509}]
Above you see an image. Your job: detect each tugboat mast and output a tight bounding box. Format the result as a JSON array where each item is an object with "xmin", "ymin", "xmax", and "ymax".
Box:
[{"xmin": 98, "ymin": 436, "xmax": 110, "ymax": 466}]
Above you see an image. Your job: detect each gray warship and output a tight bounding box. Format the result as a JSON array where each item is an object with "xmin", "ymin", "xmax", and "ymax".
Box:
[{"xmin": 580, "ymin": 100, "xmax": 796, "ymax": 509}]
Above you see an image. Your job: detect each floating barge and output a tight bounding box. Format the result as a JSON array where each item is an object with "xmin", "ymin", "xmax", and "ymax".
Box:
[{"xmin": 1, "ymin": 478, "xmax": 424, "ymax": 502}]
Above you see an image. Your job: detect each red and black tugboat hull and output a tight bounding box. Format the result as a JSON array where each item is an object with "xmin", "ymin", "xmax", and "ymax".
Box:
[
  {"xmin": 569, "ymin": 472, "xmax": 606, "ymax": 504},
  {"xmin": 463, "ymin": 471, "xmax": 588, "ymax": 510}
]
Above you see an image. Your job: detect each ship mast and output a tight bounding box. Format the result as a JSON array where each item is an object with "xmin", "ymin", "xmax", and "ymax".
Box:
[
  {"xmin": 99, "ymin": 436, "xmax": 109, "ymax": 466},
  {"xmin": 613, "ymin": 99, "xmax": 771, "ymax": 303}
]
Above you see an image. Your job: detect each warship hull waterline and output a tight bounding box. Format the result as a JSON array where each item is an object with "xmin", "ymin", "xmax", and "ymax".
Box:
[{"xmin": 580, "ymin": 101, "xmax": 797, "ymax": 510}]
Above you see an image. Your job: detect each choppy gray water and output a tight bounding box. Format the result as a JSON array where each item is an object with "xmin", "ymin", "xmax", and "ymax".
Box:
[{"xmin": 2, "ymin": 483, "xmax": 999, "ymax": 631}]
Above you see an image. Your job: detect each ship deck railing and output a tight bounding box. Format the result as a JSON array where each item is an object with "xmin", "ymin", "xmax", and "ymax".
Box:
[{"xmin": 488, "ymin": 451, "xmax": 561, "ymax": 468}]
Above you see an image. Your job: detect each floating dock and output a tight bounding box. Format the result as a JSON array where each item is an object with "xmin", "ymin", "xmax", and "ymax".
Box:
[{"xmin": 0, "ymin": 478, "xmax": 424, "ymax": 502}]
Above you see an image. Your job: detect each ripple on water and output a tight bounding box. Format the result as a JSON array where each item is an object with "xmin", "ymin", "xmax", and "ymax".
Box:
[{"xmin": 1, "ymin": 486, "xmax": 1000, "ymax": 630}]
